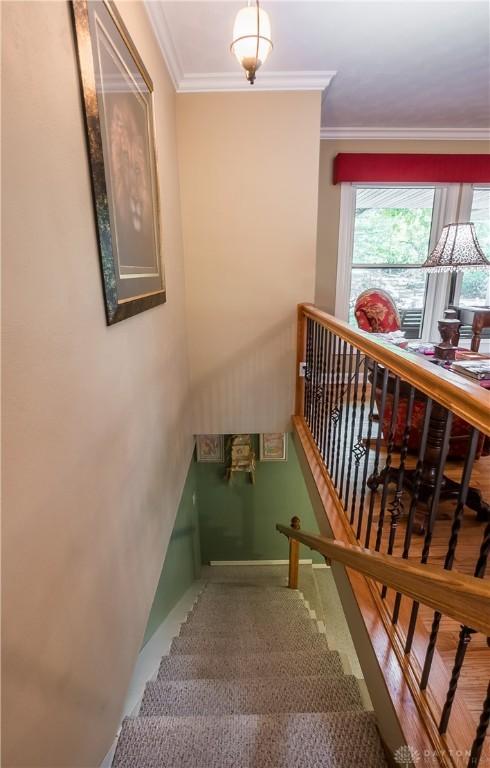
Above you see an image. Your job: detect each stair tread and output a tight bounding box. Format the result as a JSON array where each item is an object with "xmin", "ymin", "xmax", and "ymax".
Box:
[
  {"xmin": 157, "ymin": 649, "xmax": 343, "ymax": 680},
  {"xmin": 140, "ymin": 674, "xmax": 362, "ymax": 717},
  {"xmin": 180, "ymin": 619, "xmax": 318, "ymax": 637},
  {"xmin": 170, "ymin": 632, "xmax": 330, "ymax": 655},
  {"xmin": 113, "ymin": 711, "xmax": 387, "ymax": 768}
]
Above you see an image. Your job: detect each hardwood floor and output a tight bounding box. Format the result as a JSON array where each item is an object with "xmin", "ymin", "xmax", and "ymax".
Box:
[{"xmin": 353, "ymin": 449, "xmax": 490, "ymax": 759}]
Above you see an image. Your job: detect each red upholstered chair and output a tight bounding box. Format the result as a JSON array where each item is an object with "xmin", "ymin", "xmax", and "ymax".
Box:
[{"xmin": 354, "ymin": 289, "xmax": 401, "ymax": 334}]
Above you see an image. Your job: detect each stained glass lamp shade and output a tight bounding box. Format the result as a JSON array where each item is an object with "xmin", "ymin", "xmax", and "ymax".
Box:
[{"xmin": 422, "ymin": 222, "xmax": 490, "ymax": 272}]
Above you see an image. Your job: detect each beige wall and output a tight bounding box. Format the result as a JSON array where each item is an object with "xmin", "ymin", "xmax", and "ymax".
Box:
[
  {"xmin": 2, "ymin": 2, "xmax": 193, "ymax": 766},
  {"xmin": 316, "ymin": 139, "xmax": 490, "ymax": 312},
  {"xmin": 177, "ymin": 92, "xmax": 321, "ymax": 434}
]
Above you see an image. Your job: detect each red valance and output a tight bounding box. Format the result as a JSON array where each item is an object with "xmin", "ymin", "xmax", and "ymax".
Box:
[{"xmin": 333, "ymin": 153, "xmax": 490, "ymax": 184}]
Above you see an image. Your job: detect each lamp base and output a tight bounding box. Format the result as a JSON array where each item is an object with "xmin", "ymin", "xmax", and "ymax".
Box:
[{"xmin": 434, "ymin": 343, "xmax": 457, "ymax": 361}]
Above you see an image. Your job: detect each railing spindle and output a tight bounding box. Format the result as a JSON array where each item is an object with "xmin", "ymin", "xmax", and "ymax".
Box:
[
  {"xmin": 392, "ymin": 397, "xmax": 433, "ymax": 625},
  {"xmin": 405, "ymin": 409, "xmax": 453, "ymax": 654},
  {"xmin": 381, "ymin": 384, "xmax": 415, "ymax": 599},
  {"xmin": 339, "ymin": 344, "xmax": 354, "ymax": 501},
  {"xmin": 468, "ymin": 681, "xmax": 490, "ymax": 768},
  {"xmin": 346, "ymin": 349, "xmax": 362, "ymax": 520},
  {"xmin": 375, "ymin": 375, "xmax": 401, "ymax": 553},
  {"xmin": 334, "ymin": 340, "xmax": 348, "ymax": 490},
  {"xmin": 356, "ymin": 359, "xmax": 377, "ymax": 541},
  {"xmin": 420, "ymin": 428, "xmax": 480, "ymax": 689},
  {"xmin": 440, "ymin": 520, "xmax": 490, "ymax": 733},
  {"xmin": 365, "ymin": 366, "xmax": 390, "ymax": 548}
]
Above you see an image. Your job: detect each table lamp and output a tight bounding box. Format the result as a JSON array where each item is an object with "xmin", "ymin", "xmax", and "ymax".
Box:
[{"xmin": 421, "ymin": 223, "xmax": 490, "ymax": 360}]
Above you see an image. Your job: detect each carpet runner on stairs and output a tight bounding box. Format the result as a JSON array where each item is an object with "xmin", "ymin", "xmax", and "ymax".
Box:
[{"xmin": 112, "ymin": 567, "xmax": 388, "ymax": 767}]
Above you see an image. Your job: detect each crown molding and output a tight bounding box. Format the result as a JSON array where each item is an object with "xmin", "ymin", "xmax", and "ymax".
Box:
[
  {"xmin": 145, "ymin": 1, "xmax": 183, "ymax": 89},
  {"xmin": 320, "ymin": 127, "xmax": 490, "ymax": 141},
  {"xmin": 177, "ymin": 71, "xmax": 336, "ymax": 93},
  {"xmin": 145, "ymin": 2, "xmax": 334, "ymax": 93}
]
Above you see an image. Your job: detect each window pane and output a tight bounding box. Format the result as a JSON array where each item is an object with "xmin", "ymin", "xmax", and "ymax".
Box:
[
  {"xmin": 349, "ymin": 268, "xmax": 426, "ymax": 338},
  {"xmin": 352, "ymin": 187, "xmax": 435, "ymax": 266},
  {"xmin": 459, "ymin": 188, "xmax": 490, "ymax": 308}
]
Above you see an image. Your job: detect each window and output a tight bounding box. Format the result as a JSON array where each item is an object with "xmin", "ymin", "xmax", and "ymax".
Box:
[
  {"xmin": 349, "ymin": 187, "xmax": 436, "ymax": 337},
  {"xmin": 459, "ymin": 187, "xmax": 490, "ymax": 308}
]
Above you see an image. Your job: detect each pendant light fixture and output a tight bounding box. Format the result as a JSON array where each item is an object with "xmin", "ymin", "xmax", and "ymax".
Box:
[{"xmin": 230, "ymin": 1, "xmax": 273, "ymax": 85}]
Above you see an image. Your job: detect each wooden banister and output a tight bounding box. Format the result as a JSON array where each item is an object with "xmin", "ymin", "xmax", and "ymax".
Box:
[
  {"xmin": 298, "ymin": 303, "xmax": 490, "ymax": 436},
  {"xmin": 277, "ymin": 523, "xmax": 490, "ymax": 637}
]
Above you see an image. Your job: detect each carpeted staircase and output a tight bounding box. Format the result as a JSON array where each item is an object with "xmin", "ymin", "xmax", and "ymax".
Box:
[{"xmin": 112, "ymin": 567, "xmax": 388, "ymax": 767}]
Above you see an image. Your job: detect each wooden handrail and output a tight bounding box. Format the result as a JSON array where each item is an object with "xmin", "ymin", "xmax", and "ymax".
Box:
[
  {"xmin": 298, "ymin": 303, "xmax": 490, "ymax": 436},
  {"xmin": 276, "ymin": 523, "xmax": 490, "ymax": 637}
]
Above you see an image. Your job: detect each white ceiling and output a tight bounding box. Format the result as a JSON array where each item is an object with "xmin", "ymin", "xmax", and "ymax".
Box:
[{"xmin": 146, "ymin": 1, "xmax": 490, "ymax": 138}]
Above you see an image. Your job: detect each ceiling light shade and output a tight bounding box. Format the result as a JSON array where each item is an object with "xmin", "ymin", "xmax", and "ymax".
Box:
[
  {"xmin": 421, "ymin": 222, "xmax": 490, "ymax": 272},
  {"xmin": 230, "ymin": 1, "xmax": 273, "ymax": 85}
]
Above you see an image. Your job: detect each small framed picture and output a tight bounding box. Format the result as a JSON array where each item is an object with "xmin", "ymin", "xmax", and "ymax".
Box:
[
  {"xmin": 196, "ymin": 435, "xmax": 224, "ymax": 463},
  {"xmin": 260, "ymin": 433, "xmax": 288, "ymax": 461}
]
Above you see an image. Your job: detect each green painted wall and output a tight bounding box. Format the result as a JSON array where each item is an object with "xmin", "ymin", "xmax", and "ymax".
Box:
[
  {"xmin": 196, "ymin": 434, "xmax": 323, "ymax": 563},
  {"xmin": 142, "ymin": 460, "xmax": 201, "ymax": 645}
]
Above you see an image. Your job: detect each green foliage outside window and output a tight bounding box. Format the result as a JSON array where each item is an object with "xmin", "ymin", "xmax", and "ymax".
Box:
[{"xmin": 353, "ymin": 207, "xmax": 433, "ymax": 265}]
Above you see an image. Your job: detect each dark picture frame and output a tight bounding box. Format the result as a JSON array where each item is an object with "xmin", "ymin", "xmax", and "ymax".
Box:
[{"xmin": 72, "ymin": 0, "xmax": 165, "ymax": 325}]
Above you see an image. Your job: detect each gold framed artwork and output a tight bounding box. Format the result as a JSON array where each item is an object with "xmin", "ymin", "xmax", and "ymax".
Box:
[
  {"xmin": 260, "ymin": 433, "xmax": 288, "ymax": 462},
  {"xmin": 72, "ymin": 0, "xmax": 165, "ymax": 324},
  {"xmin": 196, "ymin": 435, "xmax": 224, "ymax": 463}
]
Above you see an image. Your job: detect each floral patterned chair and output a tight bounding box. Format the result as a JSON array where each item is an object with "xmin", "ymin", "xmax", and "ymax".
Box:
[{"xmin": 354, "ymin": 289, "xmax": 401, "ymax": 334}]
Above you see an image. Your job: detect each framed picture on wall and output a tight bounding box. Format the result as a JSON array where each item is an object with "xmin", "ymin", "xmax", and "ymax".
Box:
[
  {"xmin": 72, "ymin": 0, "xmax": 166, "ymax": 325},
  {"xmin": 196, "ymin": 435, "xmax": 224, "ymax": 463},
  {"xmin": 260, "ymin": 433, "xmax": 288, "ymax": 461}
]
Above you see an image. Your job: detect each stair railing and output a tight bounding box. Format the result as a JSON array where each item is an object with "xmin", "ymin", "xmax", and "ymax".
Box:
[{"xmin": 291, "ymin": 302, "xmax": 490, "ymax": 768}]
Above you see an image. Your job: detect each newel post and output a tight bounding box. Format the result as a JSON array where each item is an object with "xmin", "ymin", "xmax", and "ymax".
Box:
[{"xmin": 288, "ymin": 516, "xmax": 301, "ymax": 589}]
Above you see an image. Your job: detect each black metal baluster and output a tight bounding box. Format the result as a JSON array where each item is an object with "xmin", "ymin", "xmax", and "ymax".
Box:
[
  {"xmin": 468, "ymin": 681, "xmax": 490, "ymax": 768},
  {"xmin": 329, "ymin": 335, "xmax": 342, "ymax": 477},
  {"xmin": 345, "ymin": 350, "xmax": 362, "ymax": 522},
  {"xmin": 315, "ymin": 326, "xmax": 327, "ymax": 447},
  {"xmin": 420, "ymin": 428, "xmax": 480, "ymax": 689},
  {"xmin": 381, "ymin": 385, "xmax": 415, "ymax": 599},
  {"xmin": 339, "ymin": 344, "xmax": 354, "ymax": 501},
  {"xmin": 321, "ymin": 330, "xmax": 333, "ymax": 462},
  {"xmin": 356, "ymin": 359, "xmax": 377, "ymax": 541},
  {"xmin": 375, "ymin": 376, "xmax": 401, "ymax": 553},
  {"xmin": 304, "ymin": 318, "xmax": 313, "ymax": 426},
  {"xmin": 365, "ymin": 366, "xmax": 389, "ymax": 548},
  {"xmin": 326, "ymin": 334, "xmax": 338, "ymax": 473},
  {"xmin": 440, "ymin": 520, "xmax": 490, "ymax": 733},
  {"xmin": 392, "ymin": 398, "xmax": 433, "ymax": 625},
  {"xmin": 334, "ymin": 341, "xmax": 348, "ymax": 492},
  {"xmin": 319, "ymin": 329, "xmax": 329, "ymax": 460},
  {"xmin": 405, "ymin": 409, "xmax": 453, "ymax": 655},
  {"xmin": 310, "ymin": 321, "xmax": 319, "ymax": 436}
]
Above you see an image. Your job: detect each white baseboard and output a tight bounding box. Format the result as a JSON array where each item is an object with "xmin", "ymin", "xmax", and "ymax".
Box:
[
  {"xmin": 312, "ymin": 563, "xmax": 330, "ymax": 569},
  {"xmin": 100, "ymin": 580, "xmax": 204, "ymax": 768},
  {"xmin": 209, "ymin": 559, "xmax": 313, "ymax": 566}
]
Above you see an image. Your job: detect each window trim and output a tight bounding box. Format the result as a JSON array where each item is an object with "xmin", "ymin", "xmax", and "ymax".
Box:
[
  {"xmin": 335, "ymin": 182, "xmax": 462, "ymax": 340},
  {"xmin": 451, "ymin": 184, "xmax": 490, "ymax": 308}
]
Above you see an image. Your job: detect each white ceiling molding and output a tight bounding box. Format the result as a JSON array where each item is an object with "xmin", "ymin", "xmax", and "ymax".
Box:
[
  {"xmin": 177, "ymin": 71, "xmax": 336, "ymax": 93},
  {"xmin": 145, "ymin": 2, "xmax": 334, "ymax": 93},
  {"xmin": 146, "ymin": 1, "xmax": 183, "ymax": 89},
  {"xmin": 320, "ymin": 127, "xmax": 490, "ymax": 141}
]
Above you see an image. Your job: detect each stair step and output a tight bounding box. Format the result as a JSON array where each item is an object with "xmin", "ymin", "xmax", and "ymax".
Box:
[
  {"xmin": 183, "ymin": 606, "xmax": 315, "ymax": 628},
  {"xmin": 189, "ymin": 596, "xmax": 308, "ymax": 613},
  {"xmin": 190, "ymin": 598, "xmax": 308, "ymax": 615},
  {"xmin": 139, "ymin": 675, "xmax": 362, "ymax": 717},
  {"xmin": 200, "ymin": 585, "xmax": 303, "ymax": 598},
  {"xmin": 157, "ymin": 650, "xmax": 344, "ymax": 680},
  {"xmin": 170, "ymin": 631, "xmax": 330, "ymax": 655},
  {"xmin": 113, "ymin": 711, "xmax": 387, "ymax": 768},
  {"xmin": 179, "ymin": 618, "xmax": 318, "ymax": 637}
]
